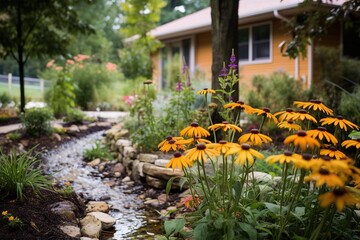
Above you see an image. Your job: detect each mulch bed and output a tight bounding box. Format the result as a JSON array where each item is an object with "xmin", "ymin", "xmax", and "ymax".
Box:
[{"xmin": 0, "ymin": 121, "xmax": 111, "ymax": 240}]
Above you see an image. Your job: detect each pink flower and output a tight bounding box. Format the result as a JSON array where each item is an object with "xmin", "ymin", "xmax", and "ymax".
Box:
[
  {"xmin": 123, "ymin": 95, "xmax": 137, "ymax": 106},
  {"xmin": 46, "ymin": 60, "xmax": 55, "ymax": 68},
  {"xmin": 54, "ymin": 66, "xmax": 63, "ymax": 71},
  {"xmin": 106, "ymin": 62, "xmax": 117, "ymax": 72},
  {"xmin": 66, "ymin": 59, "xmax": 75, "ymax": 65},
  {"xmin": 74, "ymin": 54, "xmax": 90, "ymax": 62}
]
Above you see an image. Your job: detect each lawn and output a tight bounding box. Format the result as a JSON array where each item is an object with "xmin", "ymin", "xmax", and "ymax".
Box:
[{"xmin": 0, "ymin": 82, "xmax": 45, "ymax": 101}]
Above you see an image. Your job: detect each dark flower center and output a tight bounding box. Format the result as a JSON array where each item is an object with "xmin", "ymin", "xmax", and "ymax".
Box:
[
  {"xmin": 222, "ymin": 121, "xmax": 228, "ymax": 124},
  {"xmin": 288, "ymin": 120, "xmax": 294, "ymax": 124},
  {"xmin": 168, "ymin": 140, "xmax": 176, "ymax": 144},
  {"xmin": 203, "ymin": 88, "xmax": 208, "ymax": 90},
  {"xmin": 191, "ymin": 122, "xmax": 199, "ymax": 127},
  {"xmin": 286, "ymin": 108, "xmax": 293, "ymax": 112},
  {"xmin": 166, "ymin": 136, "xmax": 173, "ymax": 141},
  {"xmin": 219, "ymin": 140, "xmax": 227, "ymax": 144},
  {"xmin": 297, "ymin": 130, "xmax": 307, "ymax": 137},
  {"xmin": 320, "ymin": 155, "xmax": 331, "ymax": 161},
  {"xmin": 333, "ymin": 188, "xmax": 346, "ymax": 196},
  {"xmin": 310, "ymin": 99, "xmax": 322, "ymax": 104},
  {"xmin": 241, "ymin": 143, "xmax": 250, "ymax": 150},
  {"xmin": 250, "ymin": 129, "xmax": 259, "ymax": 134},
  {"xmin": 236, "ymin": 100, "xmax": 244, "ymax": 105},
  {"xmin": 299, "ymin": 109, "xmax": 307, "ymax": 114},
  {"xmin": 319, "ymin": 168, "xmax": 330, "ymax": 175},
  {"xmin": 196, "ymin": 144, "xmax": 206, "ymax": 150},
  {"xmin": 174, "ymin": 152, "xmax": 182, "ymax": 158},
  {"xmin": 329, "ymin": 146, "xmax": 337, "ymax": 151},
  {"xmin": 317, "ymin": 127, "xmax": 326, "ymax": 131},
  {"xmin": 284, "ymin": 151, "xmax": 293, "ymax": 156},
  {"xmin": 263, "ymin": 107, "xmax": 270, "ymax": 113},
  {"xmin": 302, "ymin": 153, "xmax": 312, "ymax": 161},
  {"xmin": 336, "ymin": 115, "xmax": 344, "ymax": 120}
]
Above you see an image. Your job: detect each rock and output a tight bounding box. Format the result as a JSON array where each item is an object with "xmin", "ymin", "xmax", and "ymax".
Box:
[
  {"xmin": 80, "ymin": 237, "xmax": 99, "ymax": 240},
  {"xmin": 166, "ymin": 206, "xmax": 178, "ymax": 212},
  {"xmin": 157, "ymin": 194, "xmax": 167, "ymax": 205},
  {"xmin": 80, "ymin": 215, "xmax": 102, "ymax": 238},
  {"xmin": 114, "ymin": 129, "xmax": 129, "ymax": 140},
  {"xmin": 79, "ymin": 125, "xmax": 89, "ymax": 131},
  {"xmin": 145, "ymin": 175, "xmax": 166, "ymax": 189},
  {"xmin": 122, "ymin": 176, "xmax": 131, "ymax": 182},
  {"xmin": 20, "ymin": 139, "xmax": 29, "ymax": 147},
  {"xmin": 114, "ymin": 172, "xmax": 121, "ymax": 178},
  {"xmin": 60, "ymin": 225, "xmax": 81, "ymax": 238},
  {"xmin": 123, "ymin": 146, "xmax": 137, "ymax": 159},
  {"xmin": 144, "ymin": 198, "xmax": 160, "ymax": 207},
  {"xmin": 111, "ymin": 163, "xmax": 125, "ymax": 176},
  {"xmin": 248, "ymin": 171, "xmax": 273, "ymax": 183},
  {"xmin": 51, "ymin": 133, "xmax": 62, "ymax": 141},
  {"xmin": 138, "ymin": 153, "xmax": 158, "ymax": 163},
  {"xmin": 143, "ymin": 163, "xmax": 183, "ymax": 181},
  {"xmin": 86, "ymin": 201, "xmax": 110, "ymax": 213},
  {"xmin": 97, "ymin": 122, "xmax": 111, "ymax": 127},
  {"xmin": 131, "ymin": 160, "xmax": 142, "ymax": 182},
  {"xmin": 52, "ymin": 123, "xmax": 64, "ymax": 130},
  {"xmin": 68, "ymin": 125, "xmax": 80, "ymax": 133},
  {"xmin": 87, "ymin": 158, "xmax": 101, "ymax": 167},
  {"xmin": 50, "ymin": 201, "xmax": 77, "ymax": 223},
  {"xmin": 115, "ymin": 139, "xmax": 132, "ymax": 152},
  {"xmin": 154, "ymin": 159, "xmax": 170, "ymax": 168},
  {"xmin": 87, "ymin": 212, "xmax": 116, "ymax": 229}
]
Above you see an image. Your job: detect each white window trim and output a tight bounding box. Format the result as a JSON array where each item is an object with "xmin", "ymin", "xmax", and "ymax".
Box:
[{"xmin": 239, "ymin": 21, "xmax": 273, "ymax": 65}]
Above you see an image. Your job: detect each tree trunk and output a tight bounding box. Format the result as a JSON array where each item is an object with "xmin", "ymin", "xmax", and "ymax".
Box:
[
  {"xmin": 16, "ymin": 1, "xmax": 25, "ymax": 113},
  {"xmin": 210, "ymin": 0, "xmax": 239, "ymax": 101}
]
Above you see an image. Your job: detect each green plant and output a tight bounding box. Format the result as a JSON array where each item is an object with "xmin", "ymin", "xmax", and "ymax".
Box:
[
  {"xmin": 83, "ymin": 141, "xmax": 113, "ymax": 161},
  {"xmin": 5, "ymin": 132, "xmax": 21, "ymax": 141},
  {"xmin": 22, "ymin": 107, "xmax": 54, "ymax": 137},
  {"xmin": 1, "ymin": 211, "xmax": 23, "ymax": 229},
  {"xmin": 0, "ymin": 92, "xmax": 11, "ymax": 108},
  {"xmin": 339, "ymin": 86, "xmax": 360, "ymax": 124},
  {"xmin": 63, "ymin": 108, "xmax": 87, "ymax": 124},
  {"xmin": 57, "ymin": 181, "xmax": 74, "ymax": 196},
  {"xmin": 0, "ymin": 150, "xmax": 51, "ymax": 200}
]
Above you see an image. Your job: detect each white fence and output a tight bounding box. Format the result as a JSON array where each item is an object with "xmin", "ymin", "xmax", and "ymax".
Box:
[{"xmin": 0, "ymin": 74, "xmax": 45, "ymax": 93}]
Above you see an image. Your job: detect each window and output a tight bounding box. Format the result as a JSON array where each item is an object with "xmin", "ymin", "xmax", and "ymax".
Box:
[{"xmin": 238, "ymin": 24, "xmax": 271, "ymax": 63}]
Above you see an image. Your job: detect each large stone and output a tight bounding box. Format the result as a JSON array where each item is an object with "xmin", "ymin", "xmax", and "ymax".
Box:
[
  {"xmin": 87, "ymin": 212, "xmax": 116, "ymax": 230},
  {"xmin": 248, "ymin": 171, "xmax": 273, "ymax": 183},
  {"xmin": 96, "ymin": 121, "xmax": 111, "ymax": 127},
  {"xmin": 86, "ymin": 201, "xmax": 110, "ymax": 213},
  {"xmin": 143, "ymin": 163, "xmax": 183, "ymax": 181},
  {"xmin": 51, "ymin": 133, "xmax": 62, "ymax": 142},
  {"xmin": 115, "ymin": 139, "xmax": 132, "ymax": 152},
  {"xmin": 111, "ymin": 163, "xmax": 125, "ymax": 176},
  {"xmin": 145, "ymin": 175, "xmax": 166, "ymax": 189},
  {"xmin": 80, "ymin": 215, "xmax": 102, "ymax": 238},
  {"xmin": 138, "ymin": 154, "xmax": 158, "ymax": 163},
  {"xmin": 154, "ymin": 159, "xmax": 170, "ymax": 168},
  {"xmin": 50, "ymin": 201, "xmax": 77, "ymax": 223},
  {"xmin": 123, "ymin": 146, "xmax": 137, "ymax": 159},
  {"xmin": 131, "ymin": 160, "xmax": 141, "ymax": 182},
  {"xmin": 114, "ymin": 129, "xmax": 129, "ymax": 140},
  {"xmin": 87, "ymin": 158, "xmax": 101, "ymax": 167},
  {"xmin": 79, "ymin": 125, "xmax": 89, "ymax": 131},
  {"xmin": 60, "ymin": 225, "xmax": 81, "ymax": 238},
  {"xmin": 80, "ymin": 237, "xmax": 99, "ymax": 240}
]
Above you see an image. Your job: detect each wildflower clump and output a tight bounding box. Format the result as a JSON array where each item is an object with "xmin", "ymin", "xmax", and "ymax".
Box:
[
  {"xmin": 2, "ymin": 211, "xmax": 23, "ymax": 229},
  {"xmin": 157, "ymin": 51, "xmax": 360, "ymax": 240}
]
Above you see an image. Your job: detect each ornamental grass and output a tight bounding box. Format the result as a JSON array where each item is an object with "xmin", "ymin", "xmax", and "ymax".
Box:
[{"xmin": 158, "ymin": 52, "xmax": 360, "ymax": 240}]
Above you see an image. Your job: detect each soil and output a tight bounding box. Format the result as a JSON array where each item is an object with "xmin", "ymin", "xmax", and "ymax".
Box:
[{"xmin": 0, "ymin": 121, "xmax": 111, "ymax": 240}]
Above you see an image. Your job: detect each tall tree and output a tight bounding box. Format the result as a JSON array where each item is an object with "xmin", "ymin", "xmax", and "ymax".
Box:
[
  {"xmin": 0, "ymin": 0, "xmax": 94, "ymax": 113},
  {"xmin": 210, "ymin": 0, "xmax": 239, "ymax": 101}
]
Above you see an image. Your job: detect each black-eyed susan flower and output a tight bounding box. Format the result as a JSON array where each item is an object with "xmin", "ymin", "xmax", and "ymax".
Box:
[
  {"xmin": 307, "ymin": 127, "xmax": 338, "ymax": 145},
  {"xmin": 309, "ymin": 155, "xmax": 351, "ymax": 175},
  {"xmin": 238, "ymin": 129, "xmax": 272, "ymax": 147},
  {"xmin": 284, "ymin": 130, "xmax": 320, "ymax": 151},
  {"xmin": 224, "ymin": 100, "xmax": 254, "ymax": 114},
  {"xmin": 2, "ymin": 211, "xmax": 7, "ymax": 216},
  {"xmin": 208, "ymin": 121, "xmax": 242, "ymax": 133},
  {"xmin": 158, "ymin": 136, "xmax": 184, "ymax": 149},
  {"xmin": 160, "ymin": 139, "xmax": 187, "ymax": 152},
  {"xmin": 294, "ymin": 100, "xmax": 334, "ymax": 116},
  {"xmin": 207, "ymin": 140, "xmax": 238, "ymax": 155},
  {"xmin": 185, "ymin": 143, "xmax": 219, "ymax": 163},
  {"xmin": 318, "ymin": 187, "xmax": 360, "ymax": 211},
  {"xmin": 226, "ymin": 143, "xmax": 264, "ymax": 166},
  {"xmin": 305, "ymin": 168, "xmax": 345, "ymax": 188},
  {"xmin": 247, "ymin": 107, "xmax": 278, "ymax": 124},
  {"xmin": 274, "ymin": 108, "xmax": 296, "ymax": 122},
  {"xmin": 266, "ymin": 151, "xmax": 302, "ymax": 165},
  {"xmin": 197, "ymin": 88, "xmax": 216, "ymax": 95},
  {"xmin": 166, "ymin": 152, "xmax": 193, "ymax": 170},
  {"xmin": 180, "ymin": 122, "xmax": 210, "ymax": 138},
  {"xmin": 294, "ymin": 153, "xmax": 314, "ymax": 169},
  {"xmin": 320, "ymin": 115, "xmax": 360, "ymax": 132},
  {"xmin": 278, "ymin": 120, "xmax": 301, "ymax": 131},
  {"xmin": 320, "ymin": 146, "xmax": 347, "ymax": 160},
  {"xmin": 290, "ymin": 109, "xmax": 317, "ymax": 123},
  {"xmin": 342, "ymin": 139, "xmax": 360, "ymax": 149}
]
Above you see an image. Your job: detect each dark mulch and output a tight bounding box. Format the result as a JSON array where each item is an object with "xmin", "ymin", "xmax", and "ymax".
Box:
[
  {"xmin": 0, "ymin": 117, "xmax": 21, "ymax": 126},
  {"xmin": 0, "ymin": 121, "xmax": 112, "ymax": 239}
]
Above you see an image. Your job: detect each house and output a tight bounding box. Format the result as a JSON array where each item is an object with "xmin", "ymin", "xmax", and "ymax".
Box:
[{"xmin": 149, "ymin": 0, "xmax": 356, "ymax": 94}]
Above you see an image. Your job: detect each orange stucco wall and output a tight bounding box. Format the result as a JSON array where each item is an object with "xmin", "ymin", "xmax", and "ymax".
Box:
[{"xmin": 195, "ymin": 31, "xmax": 213, "ymax": 82}]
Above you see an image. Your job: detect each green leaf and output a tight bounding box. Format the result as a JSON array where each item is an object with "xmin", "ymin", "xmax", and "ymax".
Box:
[
  {"xmin": 166, "ymin": 177, "xmax": 178, "ymax": 195},
  {"xmin": 239, "ymin": 222, "xmax": 257, "ymax": 240},
  {"xmin": 214, "ymin": 215, "xmax": 224, "ymax": 229},
  {"xmin": 264, "ymin": 202, "xmax": 281, "ymax": 214},
  {"xmin": 193, "ymin": 223, "xmax": 208, "ymax": 240},
  {"xmin": 349, "ymin": 130, "xmax": 360, "ymax": 140},
  {"xmin": 164, "ymin": 219, "xmax": 185, "ymax": 237}
]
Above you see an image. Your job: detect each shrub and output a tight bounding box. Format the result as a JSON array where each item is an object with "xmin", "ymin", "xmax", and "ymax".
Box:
[
  {"xmin": 0, "ymin": 92, "xmax": 11, "ymax": 108},
  {"xmin": 63, "ymin": 108, "xmax": 87, "ymax": 124},
  {"xmin": 83, "ymin": 141, "xmax": 113, "ymax": 161},
  {"xmin": 0, "ymin": 150, "xmax": 51, "ymax": 200},
  {"xmin": 22, "ymin": 107, "xmax": 54, "ymax": 137},
  {"xmin": 5, "ymin": 132, "xmax": 21, "ymax": 141},
  {"xmin": 339, "ymin": 86, "xmax": 360, "ymax": 124}
]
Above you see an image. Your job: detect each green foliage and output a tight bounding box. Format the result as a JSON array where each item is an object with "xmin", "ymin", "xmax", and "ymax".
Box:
[
  {"xmin": 63, "ymin": 108, "xmax": 87, "ymax": 124},
  {"xmin": 1, "ymin": 211, "xmax": 23, "ymax": 229},
  {"xmin": 0, "ymin": 150, "xmax": 51, "ymax": 200},
  {"xmin": 164, "ymin": 219, "xmax": 187, "ymax": 238},
  {"xmin": 0, "ymin": 92, "xmax": 11, "ymax": 107},
  {"xmin": 119, "ymin": 47, "xmax": 152, "ymax": 79},
  {"xmin": 5, "ymin": 132, "xmax": 21, "ymax": 141},
  {"xmin": 339, "ymin": 87, "xmax": 360, "ymax": 124},
  {"xmin": 83, "ymin": 141, "xmax": 113, "ymax": 161},
  {"xmin": 22, "ymin": 107, "xmax": 54, "ymax": 137}
]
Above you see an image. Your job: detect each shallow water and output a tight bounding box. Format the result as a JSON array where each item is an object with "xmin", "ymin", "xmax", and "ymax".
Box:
[{"xmin": 42, "ymin": 131, "xmax": 161, "ymax": 239}]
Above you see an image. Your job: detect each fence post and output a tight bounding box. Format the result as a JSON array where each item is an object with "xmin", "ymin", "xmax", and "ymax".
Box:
[
  {"xmin": 40, "ymin": 79, "xmax": 44, "ymax": 93},
  {"xmin": 7, "ymin": 73, "xmax": 12, "ymax": 92}
]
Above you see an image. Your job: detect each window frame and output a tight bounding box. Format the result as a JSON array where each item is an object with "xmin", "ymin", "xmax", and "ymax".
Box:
[{"xmin": 238, "ymin": 21, "xmax": 272, "ymax": 65}]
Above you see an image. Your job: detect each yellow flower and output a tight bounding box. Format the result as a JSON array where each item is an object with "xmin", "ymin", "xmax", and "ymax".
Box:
[
  {"xmin": 180, "ymin": 122, "xmax": 210, "ymax": 138},
  {"xmin": 320, "ymin": 146, "xmax": 347, "ymax": 160},
  {"xmin": 226, "ymin": 143, "xmax": 264, "ymax": 166},
  {"xmin": 166, "ymin": 152, "xmax": 193, "ymax": 171},
  {"xmin": 342, "ymin": 139, "xmax": 360, "ymax": 149},
  {"xmin": 224, "ymin": 101, "xmax": 254, "ymax": 114},
  {"xmin": 294, "ymin": 153, "xmax": 314, "ymax": 169},
  {"xmin": 208, "ymin": 121, "xmax": 242, "ymax": 133},
  {"xmin": 160, "ymin": 139, "xmax": 187, "ymax": 152},
  {"xmin": 197, "ymin": 88, "xmax": 216, "ymax": 95},
  {"xmin": 207, "ymin": 140, "xmax": 238, "ymax": 155},
  {"xmin": 277, "ymin": 120, "xmax": 302, "ymax": 131},
  {"xmin": 247, "ymin": 107, "xmax": 278, "ymax": 124},
  {"xmin": 158, "ymin": 136, "xmax": 184, "ymax": 149},
  {"xmin": 320, "ymin": 115, "xmax": 359, "ymax": 131},
  {"xmin": 185, "ymin": 143, "xmax": 219, "ymax": 163},
  {"xmin": 266, "ymin": 151, "xmax": 302, "ymax": 165},
  {"xmin": 274, "ymin": 108, "xmax": 296, "ymax": 122},
  {"xmin": 293, "ymin": 100, "xmax": 334, "ymax": 116},
  {"xmin": 2, "ymin": 211, "xmax": 8, "ymax": 216},
  {"xmin": 283, "ymin": 130, "xmax": 320, "ymax": 151},
  {"xmin": 290, "ymin": 109, "xmax": 317, "ymax": 123},
  {"xmin": 238, "ymin": 129, "xmax": 272, "ymax": 147},
  {"xmin": 307, "ymin": 127, "xmax": 338, "ymax": 145},
  {"xmin": 8, "ymin": 216, "xmax": 14, "ymax": 221},
  {"xmin": 305, "ymin": 168, "xmax": 345, "ymax": 188},
  {"xmin": 65, "ymin": 181, "xmax": 71, "ymax": 187},
  {"xmin": 318, "ymin": 187, "xmax": 360, "ymax": 211}
]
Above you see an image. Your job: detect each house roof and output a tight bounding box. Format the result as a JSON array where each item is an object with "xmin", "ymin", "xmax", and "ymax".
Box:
[{"xmin": 150, "ymin": 0, "xmax": 345, "ymax": 41}]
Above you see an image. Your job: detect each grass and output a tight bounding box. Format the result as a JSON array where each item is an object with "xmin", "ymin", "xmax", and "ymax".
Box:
[{"xmin": 0, "ymin": 83, "xmax": 45, "ymax": 101}]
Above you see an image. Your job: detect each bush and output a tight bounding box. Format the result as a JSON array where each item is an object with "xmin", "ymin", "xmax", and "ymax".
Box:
[
  {"xmin": 339, "ymin": 86, "xmax": 360, "ymax": 124},
  {"xmin": 83, "ymin": 141, "xmax": 113, "ymax": 161},
  {"xmin": 0, "ymin": 92, "xmax": 11, "ymax": 108},
  {"xmin": 0, "ymin": 150, "xmax": 51, "ymax": 200},
  {"xmin": 63, "ymin": 108, "xmax": 87, "ymax": 124},
  {"xmin": 22, "ymin": 108, "xmax": 54, "ymax": 137}
]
